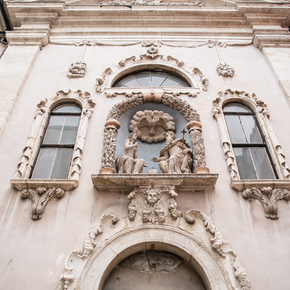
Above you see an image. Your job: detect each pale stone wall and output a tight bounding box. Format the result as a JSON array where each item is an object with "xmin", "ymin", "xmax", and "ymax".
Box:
[
  {"xmin": 0, "ymin": 43, "xmax": 290, "ymax": 290},
  {"xmin": 262, "ymin": 47, "xmax": 290, "ymax": 105}
]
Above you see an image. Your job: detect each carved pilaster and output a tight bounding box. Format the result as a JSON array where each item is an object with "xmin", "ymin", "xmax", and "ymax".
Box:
[
  {"xmin": 187, "ymin": 121, "xmax": 207, "ymax": 170},
  {"xmin": 21, "ymin": 187, "xmax": 65, "ymax": 220},
  {"xmin": 242, "ymin": 187, "xmax": 290, "ymax": 219}
]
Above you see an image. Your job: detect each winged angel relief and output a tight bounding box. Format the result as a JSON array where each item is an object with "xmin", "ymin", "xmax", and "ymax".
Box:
[{"xmin": 129, "ymin": 110, "xmax": 175, "ymax": 143}]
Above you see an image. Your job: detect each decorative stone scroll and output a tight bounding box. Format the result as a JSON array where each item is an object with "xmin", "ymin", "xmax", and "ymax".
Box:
[
  {"xmin": 242, "ymin": 187, "xmax": 290, "ymax": 219},
  {"xmin": 21, "ymin": 187, "xmax": 65, "ymax": 220},
  {"xmin": 57, "ymin": 185, "xmax": 252, "ymax": 290},
  {"xmin": 129, "ymin": 110, "xmax": 176, "ymax": 143},
  {"xmin": 100, "ymin": 93, "xmax": 207, "ymax": 173},
  {"xmin": 67, "ymin": 60, "xmax": 86, "ymax": 78},
  {"xmin": 212, "ymin": 89, "xmax": 290, "ymax": 180}
]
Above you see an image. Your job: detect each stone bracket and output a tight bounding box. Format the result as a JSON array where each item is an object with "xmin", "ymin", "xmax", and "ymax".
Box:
[
  {"xmin": 20, "ymin": 187, "xmax": 65, "ymax": 220},
  {"xmin": 91, "ymin": 173, "xmax": 218, "ymax": 192},
  {"xmin": 231, "ymin": 180, "xmax": 290, "ymax": 219}
]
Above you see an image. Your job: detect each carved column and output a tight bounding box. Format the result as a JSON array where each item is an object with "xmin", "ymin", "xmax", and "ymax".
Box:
[
  {"xmin": 186, "ymin": 121, "xmax": 208, "ymax": 173},
  {"xmin": 100, "ymin": 119, "xmax": 121, "ymax": 173}
]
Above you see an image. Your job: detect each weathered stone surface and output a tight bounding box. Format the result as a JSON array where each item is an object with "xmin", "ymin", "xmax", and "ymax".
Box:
[{"xmin": 91, "ymin": 173, "xmax": 218, "ymax": 192}]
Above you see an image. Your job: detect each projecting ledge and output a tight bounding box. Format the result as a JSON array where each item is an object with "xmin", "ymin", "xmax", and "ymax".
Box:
[
  {"xmin": 10, "ymin": 178, "xmax": 79, "ymax": 191},
  {"xmin": 230, "ymin": 179, "xmax": 290, "ymax": 192},
  {"xmin": 91, "ymin": 173, "xmax": 218, "ymax": 192}
]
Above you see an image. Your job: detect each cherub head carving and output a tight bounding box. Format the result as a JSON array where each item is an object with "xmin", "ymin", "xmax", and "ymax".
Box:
[{"xmin": 144, "ymin": 189, "xmax": 160, "ymax": 206}]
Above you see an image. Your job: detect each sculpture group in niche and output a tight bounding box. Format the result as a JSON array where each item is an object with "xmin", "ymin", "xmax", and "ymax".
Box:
[
  {"xmin": 152, "ymin": 131, "xmax": 192, "ymax": 174},
  {"xmin": 116, "ymin": 131, "xmax": 148, "ymax": 174},
  {"xmin": 129, "ymin": 110, "xmax": 176, "ymax": 143}
]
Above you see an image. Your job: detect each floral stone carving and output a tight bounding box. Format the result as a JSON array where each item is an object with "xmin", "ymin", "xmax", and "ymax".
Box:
[
  {"xmin": 127, "ymin": 186, "xmax": 178, "ymax": 224},
  {"xmin": 129, "ymin": 110, "xmax": 175, "ymax": 143},
  {"xmin": 116, "ymin": 131, "xmax": 148, "ymax": 173},
  {"xmin": 67, "ymin": 61, "xmax": 87, "ymax": 78},
  {"xmin": 216, "ymin": 62, "xmax": 235, "ymax": 77},
  {"xmin": 21, "ymin": 187, "xmax": 65, "ymax": 220},
  {"xmin": 242, "ymin": 187, "xmax": 290, "ymax": 219},
  {"xmin": 152, "ymin": 131, "xmax": 192, "ymax": 174}
]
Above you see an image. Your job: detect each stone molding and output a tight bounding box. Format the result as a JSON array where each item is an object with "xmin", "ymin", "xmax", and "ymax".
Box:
[
  {"xmin": 212, "ymin": 89, "xmax": 290, "ymax": 181},
  {"xmin": 57, "ymin": 188, "xmax": 252, "ymax": 290},
  {"xmin": 216, "ymin": 62, "xmax": 235, "ymax": 77},
  {"xmin": 91, "ymin": 173, "xmax": 218, "ymax": 192},
  {"xmin": 100, "ymin": 93, "xmax": 207, "ymax": 172}
]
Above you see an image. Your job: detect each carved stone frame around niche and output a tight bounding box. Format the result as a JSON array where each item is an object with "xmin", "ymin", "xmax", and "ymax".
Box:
[
  {"xmin": 95, "ymin": 53, "xmax": 209, "ymax": 98},
  {"xmin": 92, "ymin": 92, "xmax": 217, "ymax": 192},
  {"xmin": 212, "ymin": 89, "xmax": 290, "ymax": 219},
  {"xmin": 10, "ymin": 90, "xmax": 95, "ymax": 220}
]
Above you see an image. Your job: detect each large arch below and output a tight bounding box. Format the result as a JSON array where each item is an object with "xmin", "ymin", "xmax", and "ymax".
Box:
[{"xmin": 58, "ymin": 211, "xmax": 252, "ymax": 290}]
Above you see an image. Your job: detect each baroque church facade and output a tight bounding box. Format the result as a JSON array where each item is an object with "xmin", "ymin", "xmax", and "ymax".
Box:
[{"xmin": 0, "ymin": 0, "xmax": 290, "ymax": 289}]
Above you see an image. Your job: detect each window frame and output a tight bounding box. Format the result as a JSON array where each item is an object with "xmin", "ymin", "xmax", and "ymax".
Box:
[
  {"xmin": 10, "ymin": 90, "xmax": 95, "ymax": 191},
  {"xmin": 212, "ymin": 90, "xmax": 290, "ymax": 191},
  {"xmin": 223, "ymin": 102, "xmax": 278, "ymax": 180},
  {"xmin": 30, "ymin": 103, "xmax": 82, "ymax": 180}
]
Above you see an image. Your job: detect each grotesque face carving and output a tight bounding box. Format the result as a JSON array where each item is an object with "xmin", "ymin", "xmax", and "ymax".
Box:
[{"xmin": 146, "ymin": 190, "xmax": 158, "ymax": 205}]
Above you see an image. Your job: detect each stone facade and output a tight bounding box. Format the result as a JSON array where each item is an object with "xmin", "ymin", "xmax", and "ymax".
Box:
[{"xmin": 0, "ymin": 0, "xmax": 290, "ymax": 290}]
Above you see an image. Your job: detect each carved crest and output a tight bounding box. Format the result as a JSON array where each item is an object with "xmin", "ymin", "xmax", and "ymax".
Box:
[
  {"xmin": 129, "ymin": 110, "xmax": 175, "ymax": 143},
  {"xmin": 127, "ymin": 186, "xmax": 178, "ymax": 224}
]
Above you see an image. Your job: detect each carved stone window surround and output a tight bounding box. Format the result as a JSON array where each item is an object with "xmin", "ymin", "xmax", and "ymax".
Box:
[
  {"xmin": 10, "ymin": 90, "xmax": 95, "ymax": 220},
  {"xmin": 213, "ymin": 89, "xmax": 290, "ymax": 219},
  {"xmin": 96, "ymin": 58, "xmax": 208, "ymax": 94}
]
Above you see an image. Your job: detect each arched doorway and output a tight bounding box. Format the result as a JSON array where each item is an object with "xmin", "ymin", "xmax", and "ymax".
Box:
[{"xmin": 102, "ymin": 250, "xmax": 207, "ymax": 290}]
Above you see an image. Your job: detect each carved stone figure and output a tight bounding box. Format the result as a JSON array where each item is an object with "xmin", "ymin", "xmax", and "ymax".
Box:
[
  {"xmin": 129, "ymin": 110, "xmax": 175, "ymax": 143},
  {"xmin": 152, "ymin": 131, "xmax": 192, "ymax": 174},
  {"xmin": 116, "ymin": 131, "xmax": 148, "ymax": 174},
  {"xmin": 67, "ymin": 60, "xmax": 87, "ymax": 78}
]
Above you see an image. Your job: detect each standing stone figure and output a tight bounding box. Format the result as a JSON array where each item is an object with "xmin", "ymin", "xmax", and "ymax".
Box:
[
  {"xmin": 116, "ymin": 132, "xmax": 148, "ymax": 174},
  {"xmin": 152, "ymin": 131, "xmax": 192, "ymax": 174}
]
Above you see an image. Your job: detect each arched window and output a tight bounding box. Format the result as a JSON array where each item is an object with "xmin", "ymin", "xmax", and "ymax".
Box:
[
  {"xmin": 223, "ymin": 103, "xmax": 276, "ymax": 179},
  {"xmin": 31, "ymin": 104, "xmax": 81, "ymax": 179},
  {"xmin": 114, "ymin": 71, "xmax": 190, "ymax": 88}
]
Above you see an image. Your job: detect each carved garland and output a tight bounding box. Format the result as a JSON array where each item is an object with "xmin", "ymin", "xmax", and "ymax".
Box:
[
  {"xmin": 101, "ymin": 93, "xmax": 207, "ymax": 172},
  {"xmin": 11, "ymin": 90, "xmax": 95, "ymax": 220}
]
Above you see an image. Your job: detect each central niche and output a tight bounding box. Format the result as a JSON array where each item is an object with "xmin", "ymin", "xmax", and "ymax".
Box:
[
  {"xmin": 115, "ymin": 103, "xmax": 193, "ymax": 173},
  {"xmin": 102, "ymin": 251, "xmax": 206, "ymax": 290}
]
